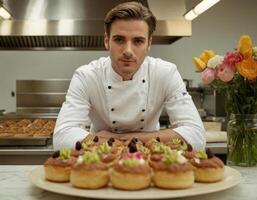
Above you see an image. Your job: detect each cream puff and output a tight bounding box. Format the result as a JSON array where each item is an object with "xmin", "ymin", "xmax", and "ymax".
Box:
[
  {"xmin": 110, "ymin": 152, "xmax": 152, "ymax": 190},
  {"xmin": 191, "ymin": 148, "xmax": 224, "ymax": 183},
  {"xmin": 151, "ymin": 150, "xmax": 194, "ymax": 189},
  {"xmin": 70, "ymin": 152, "xmax": 109, "ymax": 189},
  {"xmin": 96, "ymin": 141, "xmax": 121, "ymax": 167},
  {"xmin": 122, "ymin": 138, "xmax": 149, "ymax": 160},
  {"xmin": 165, "ymin": 138, "xmax": 188, "ymax": 151},
  {"xmin": 44, "ymin": 148, "xmax": 75, "ymax": 182}
]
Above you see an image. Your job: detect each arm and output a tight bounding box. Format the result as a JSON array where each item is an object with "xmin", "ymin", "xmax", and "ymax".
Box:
[
  {"xmin": 163, "ymin": 65, "xmax": 206, "ymax": 150},
  {"xmin": 53, "ymin": 69, "xmax": 91, "ymax": 150},
  {"xmin": 92, "ymin": 129, "xmax": 184, "ymax": 144}
]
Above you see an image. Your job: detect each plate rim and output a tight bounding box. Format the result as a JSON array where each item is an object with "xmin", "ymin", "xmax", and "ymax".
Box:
[{"xmin": 29, "ymin": 166, "xmax": 241, "ymax": 199}]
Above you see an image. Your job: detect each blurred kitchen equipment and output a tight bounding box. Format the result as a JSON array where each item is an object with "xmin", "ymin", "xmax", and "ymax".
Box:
[
  {"xmin": 0, "ymin": 109, "xmax": 5, "ymax": 116},
  {"xmin": 203, "ymin": 88, "xmax": 226, "ymax": 117}
]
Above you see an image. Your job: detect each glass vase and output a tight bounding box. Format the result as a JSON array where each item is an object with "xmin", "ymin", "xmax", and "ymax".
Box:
[{"xmin": 227, "ymin": 114, "xmax": 257, "ymax": 167}]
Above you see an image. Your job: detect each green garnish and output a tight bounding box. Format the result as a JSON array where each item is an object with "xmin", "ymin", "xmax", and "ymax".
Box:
[
  {"xmin": 81, "ymin": 152, "xmax": 100, "ymax": 164},
  {"xmin": 59, "ymin": 148, "xmax": 72, "ymax": 160},
  {"xmin": 195, "ymin": 150, "xmax": 208, "ymax": 160},
  {"xmin": 82, "ymin": 140, "xmax": 93, "ymax": 150},
  {"xmin": 96, "ymin": 143, "xmax": 110, "ymax": 155},
  {"xmin": 171, "ymin": 138, "xmax": 181, "ymax": 145},
  {"xmin": 122, "ymin": 158, "xmax": 140, "ymax": 167},
  {"xmin": 162, "ymin": 151, "xmax": 178, "ymax": 164},
  {"xmin": 152, "ymin": 144, "xmax": 170, "ymax": 154},
  {"xmin": 140, "ymin": 146, "xmax": 148, "ymax": 154}
]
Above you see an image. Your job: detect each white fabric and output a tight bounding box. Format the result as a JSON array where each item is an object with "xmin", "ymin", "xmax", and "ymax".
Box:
[{"xmin": 53, "ymin": 56, "xmax": 206, "ymax": 150}]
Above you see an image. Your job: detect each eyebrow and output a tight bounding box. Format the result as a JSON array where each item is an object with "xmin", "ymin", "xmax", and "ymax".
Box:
[{"xmin": 112, "ymin": 35, "xmax": 146, "ymax": 41}]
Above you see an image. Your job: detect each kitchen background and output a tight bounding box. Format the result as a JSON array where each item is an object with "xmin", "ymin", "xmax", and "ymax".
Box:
[{"xmin": 0, "ymin": 0, "xmax": 256, "ymax": 113}]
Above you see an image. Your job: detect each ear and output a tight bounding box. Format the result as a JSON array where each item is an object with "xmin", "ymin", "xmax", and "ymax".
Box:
[
  {"xmin": 104, "ymin": 32, "xmax": 109, "ymax": 50},
  {"xmin": 147, "ymin": 36, "xmax": 152, "ymax": 52}
]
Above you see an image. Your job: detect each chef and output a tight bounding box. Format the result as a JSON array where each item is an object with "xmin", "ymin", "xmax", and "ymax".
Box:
[{"xmin": 53, "ymin": 1, "xmax": 206, "ymax": 150}]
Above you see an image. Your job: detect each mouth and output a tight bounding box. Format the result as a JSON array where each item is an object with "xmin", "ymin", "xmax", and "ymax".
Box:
[{"xmin": 119, "ymin": 59, "xmax": 136, "ymax": 63}]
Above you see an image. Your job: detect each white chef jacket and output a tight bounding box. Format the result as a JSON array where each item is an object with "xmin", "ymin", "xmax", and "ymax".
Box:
[{"xmin": 53, "ymin": 56, "xmax": 206, "ymax": 150}]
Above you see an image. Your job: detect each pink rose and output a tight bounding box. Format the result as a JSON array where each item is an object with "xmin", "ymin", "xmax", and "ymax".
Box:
[
  {"xmin": 223, "ymin": 51, "xmax": 243, "ymax": 69},
  {"xmin": 201, "ymin": 68, "xmax": 216, "ymax": 85},
  {"xmin": 217, "ymin": 64, "xmax": 235, "ymax": 82}
]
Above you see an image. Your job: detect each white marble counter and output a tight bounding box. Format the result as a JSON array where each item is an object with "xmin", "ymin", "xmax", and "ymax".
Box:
[{"xmin": 0, "ymin": 165, "xmax": 256, "ymax": 200}]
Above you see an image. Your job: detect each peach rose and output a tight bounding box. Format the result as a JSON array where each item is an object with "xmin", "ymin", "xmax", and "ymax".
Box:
[
  {"xmin": 217, "ymin": 64, "xmax": 235, "ymax": 82},
  {"xmin": 201, "ymin": 68, "xmax": 216, "ymax": 85},
  {"xmin": 236, "ymin": 58, "xmax": 257, "ymax": 80}
]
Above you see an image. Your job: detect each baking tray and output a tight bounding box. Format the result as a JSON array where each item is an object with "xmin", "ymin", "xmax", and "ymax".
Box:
[
  {"xmin": 0, "ymin": 113, "xmax": 56, "ymax": 146},
  {"xmin": 0, "ymin": 137, "xmax": 52, "ymax": 146}
]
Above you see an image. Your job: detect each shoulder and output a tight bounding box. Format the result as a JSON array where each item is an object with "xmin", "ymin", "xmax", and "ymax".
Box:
[
  {"xmin": 146, "ymin": 56, "xmax": 178, "ymax": 78},
  {"xmin": 75, "ymin": 57, "xmax": 109, "ymax": 79}
]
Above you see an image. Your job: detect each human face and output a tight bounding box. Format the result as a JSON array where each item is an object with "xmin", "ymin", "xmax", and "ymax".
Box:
[{"xmin": 104, "ymin": 19, "xmax": 152, "ymax": 81}]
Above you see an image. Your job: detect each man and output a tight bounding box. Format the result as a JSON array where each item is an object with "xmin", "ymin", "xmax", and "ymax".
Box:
[{"xmin": 53, "ymin": 2, "xmax": 206, "ymax": 150}]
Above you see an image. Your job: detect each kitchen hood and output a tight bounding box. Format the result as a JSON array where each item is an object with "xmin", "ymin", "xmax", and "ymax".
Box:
[{"xmin": 0, "ymin": 0, "xmax": 191, "ymax": 50}]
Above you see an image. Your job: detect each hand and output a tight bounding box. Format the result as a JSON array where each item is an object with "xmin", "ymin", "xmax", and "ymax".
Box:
[{"xmin": 94, "ymin": 130, "xmax": 117, "ymax": 139}]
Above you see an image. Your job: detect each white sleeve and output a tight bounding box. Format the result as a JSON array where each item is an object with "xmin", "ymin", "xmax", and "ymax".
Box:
[
  {"xmin": 164, "ymin": 65, "xmax": 206, "ymax": 150},
  {"xmin": 53, "ymin": 69, "xmax": 91, "ymax": 150}
]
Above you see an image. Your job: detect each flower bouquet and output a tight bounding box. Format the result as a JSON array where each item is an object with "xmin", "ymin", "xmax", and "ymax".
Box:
[{"xmin": 193, "ymin": 35, "xmax": 257, "ymax": 166}]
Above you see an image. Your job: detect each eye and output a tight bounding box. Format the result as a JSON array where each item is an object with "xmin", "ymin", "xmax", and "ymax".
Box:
[
  {"xmin": 114, "ymin": 37, "xmax": 124, "ymax": 44},
  {"xmin": 134, "ymin": 39, "xmax": 145, "ymax": 45}
]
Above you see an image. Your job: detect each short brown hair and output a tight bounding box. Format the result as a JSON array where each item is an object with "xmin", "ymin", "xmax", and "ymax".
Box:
[{"xmin": 104, "ymin": 1, "xmax": 156, "ymax": 37}]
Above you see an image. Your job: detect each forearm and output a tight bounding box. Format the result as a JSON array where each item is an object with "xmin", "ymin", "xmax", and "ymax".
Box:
[{"xmin": 113, "ymin": 129, "xmax": 186, "ymax": 144}]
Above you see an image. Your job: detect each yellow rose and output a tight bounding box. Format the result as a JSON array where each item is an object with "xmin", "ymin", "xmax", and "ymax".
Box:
[
  {"xmin": 193, "ymin": 57, "xmax": 206, "ymax": 72},
  {"xmin": 199, "ymin": 50, "xmax": 215, "ymax": 64},
  {"xmin": 238, "ymin": 35, "xmax": 253, "ymax": 59},
  {"xmin": 193, "ymin": 50, "xmax": 215, "ymax": 72},
  {"xmin": 236, "ymin": 58, "xmax": 257, "ymax": 80}
]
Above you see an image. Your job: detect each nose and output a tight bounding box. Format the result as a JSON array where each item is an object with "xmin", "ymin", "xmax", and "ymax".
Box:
[{"xmin": 123, "ymin": 42, "xmax": 133, "ymax": 58}]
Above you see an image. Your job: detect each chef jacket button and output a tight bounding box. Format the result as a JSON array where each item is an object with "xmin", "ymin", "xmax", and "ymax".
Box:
[
  {"xmin": 112, "ymin": 121, "xmax": 116, "ymax": 124},
  {"xmin": 140, "ymin": 127, "xmax": 144, "ymax": 130},
  {"xmin": 142, "ymin": 79, "xmax": 145, "ymax": 83},
  {"xmin": 108, "ymin": 86, "xmax": 112, "ymax": 89},
  {"xmin": 142, "ymin": 109, "xmax": 145, "ymax": 112},
  {"xmin": 111, "ymin": 108, "xmax": 115, "ymax": 111},
  {"xmin": 141, "ymin": 119, "xmax": 144, "ymax": 122},
  {"xmin": 114, "ymin": 129, "xmax": 118, "ymax": 132}
]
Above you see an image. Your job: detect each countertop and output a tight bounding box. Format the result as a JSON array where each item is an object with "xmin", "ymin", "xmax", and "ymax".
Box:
[{"xmin": 0, "ymin": 165, "xmax": 256, "ymax": 200}]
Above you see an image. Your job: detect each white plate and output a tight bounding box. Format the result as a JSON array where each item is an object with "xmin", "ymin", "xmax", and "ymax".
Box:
[{"xmin": 30, "ymin": 166, "xmax": 240, "ymax": 199}]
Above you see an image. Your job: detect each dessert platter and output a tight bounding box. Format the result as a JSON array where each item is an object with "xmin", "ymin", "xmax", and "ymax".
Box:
[{"xmin": 30, "ymin": 136, "xmax": 241, "ymax": 199}]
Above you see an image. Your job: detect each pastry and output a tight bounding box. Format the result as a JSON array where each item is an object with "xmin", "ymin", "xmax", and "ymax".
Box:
[
  {"xmin": 96, "ymin": 141, "xmax": 121, "ymax": 167},
  {"xmin": 70, "ymin": 152, "xmax": 109, "ymax": 189},
  {"xmin": 191, "ymin": 148, "xmax": 224, "ymax": 183},
  {"xmin": 44, "ymin": 148, "xmax": 75, "ymax": 182},
  {"xmin": 151, "ymin": 150, "xmax": 194, "ymax": 189},
  {"xmin": 110, "ymin": 152, "xmax": 152, "ymax": 190}
]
